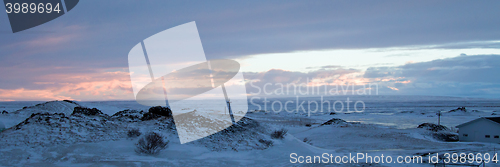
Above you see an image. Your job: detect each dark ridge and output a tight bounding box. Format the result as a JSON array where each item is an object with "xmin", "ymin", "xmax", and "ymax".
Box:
[
  {"xmin": 321, "ymin": 118, "xmax": 346, "ymax": 126},
  {"xmin": 62, "ymin": 100, "xmax": 79, "ymax": 105},
  {"xmin": 448, "ymin": 107, "xmax": 466, "ymax": 112}
]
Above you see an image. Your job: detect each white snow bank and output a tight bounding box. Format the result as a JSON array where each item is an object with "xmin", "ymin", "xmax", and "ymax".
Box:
[{"xmin": 13, "ymin": 100, "xmax": 80, "ymax": 116}]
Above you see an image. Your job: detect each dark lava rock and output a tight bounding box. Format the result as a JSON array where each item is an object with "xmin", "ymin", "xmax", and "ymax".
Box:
[
  {"xmin": 72, "ymin": 106, "xmax": 104, "ymax": 116},
  {"xmin": 141, "ymin": 106, "xmax": 172, "ymax": 121},
  {"xmin": 417, "ymin": 123, "xmax": 449, "ymax": 132},
  {"xmin": 111, "ymin": 109, "xmax": 144, "ymax": 121},
  {"xmin": 321, "ymin": 118, "xmax": 347, "ymax": 126}
]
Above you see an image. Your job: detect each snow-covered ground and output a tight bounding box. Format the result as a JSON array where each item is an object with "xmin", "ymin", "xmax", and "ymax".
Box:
[{"xmin": 0, "ymin": 96, "xmax": 499, "ymax": 166}]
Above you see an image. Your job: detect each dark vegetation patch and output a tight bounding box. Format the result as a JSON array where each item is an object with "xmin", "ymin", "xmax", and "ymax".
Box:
[
  {"xmin": 141, "ymin": 106, "xmax": 172, "ymax": 121},
  {"xmin": 111, "ymin": 109, "xmax": 144, "ymax": 121},
  {"xmin": 72, "ymin": 107, "xmax": 104, "ymax": 116},
  {"xmin": 258, "ymin": 139, "xmax": 273, "ymax": 147},
  {"xmin": 135, "ymin": 132, "xmax": 169, "ymax": 155},
  {"xmin": 127, "ymin": 128, "xmax": 141, "ymax": 138},
  {"xmin": 270, "ymin": 128, "xmax": 288, "ymax": 139}
]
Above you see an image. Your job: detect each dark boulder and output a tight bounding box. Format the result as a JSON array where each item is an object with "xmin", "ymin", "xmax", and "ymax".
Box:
[
  {"xmin": 148, "ymin": 106, "xmax": 172, "ymax": 117},
  {"xmin": 111, "ymin": 109, "xmax": 144, "ymax": 121},
  {"xmin": 321, "ymin": 118, "xmax": 347, "ymax": 126},
  {"xmin": 417, "ymin": 123, "xmax": 449, "ymax": 132},
  {"xmin": 141, "ymin": 106, "xmax": 172, "ymax": 121},
  {"xmin": 72, "ymin": 106, "xmax": 103, "ymax": 116}
]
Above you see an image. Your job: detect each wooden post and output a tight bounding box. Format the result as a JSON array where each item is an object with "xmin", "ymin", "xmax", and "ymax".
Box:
[
  {"xmin": 227, "ymin": 99, "xmax": 235, "ymax": 124},
  {"xmin": 437, "ymin": 111, "xmax": 441, "ymax": 126}
]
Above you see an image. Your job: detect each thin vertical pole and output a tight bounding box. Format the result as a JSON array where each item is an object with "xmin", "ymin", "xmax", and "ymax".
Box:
[{"xmin": 438, "ymin": 111, "xmax": 441, "ymax": 126}]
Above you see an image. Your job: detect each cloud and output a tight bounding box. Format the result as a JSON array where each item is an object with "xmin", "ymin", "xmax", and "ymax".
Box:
[
  {"xmin": 0, "ymin": 88, "xmax": 73, "ymax": 101},
  {"xmin": 387, "ymin": 86, "xmax": 399, "ymax": 91},
  {"xmin": 364, "ymin": 54, "xmax": 500, "ymax": 98},
  {"xmin": 245, "ymin": 67, "xmax": 360, "ymax": 84},
  {"xmin": 306, "ymin": 65, "xmax": 342, "ymax": 70},
  {"xmin": 3, "ymin": 1, "xmax": 500, "ymax": 63},
  {"xmin": 2, "ymin": 54, "xmax": 499, "ymax": 101},
  {"xmin": 243, "ymin": 67, "xmax": 362, "ymax": 96},
  {"xmin": 365, "ymin": 54, "xmax": 500, "ymax": 83},
  {"xmin": 0, "ymin": 78, "xmax": 134, "ymax": 101},
  {"xmin": 0, "ymin": 68, "xmax": 134, "ymax": 101},
  {"xmin": 2, "ymin": 1, "xmax": 500, "ymax": 100},
  {"xmin": 242, "ymin": 55, "xmax": 500, "ymax": 98}
]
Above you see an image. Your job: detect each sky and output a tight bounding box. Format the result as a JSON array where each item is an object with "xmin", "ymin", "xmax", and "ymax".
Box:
[{"xmin": 1, "ymin": 0, "xmax": 500, "ymax": 101}]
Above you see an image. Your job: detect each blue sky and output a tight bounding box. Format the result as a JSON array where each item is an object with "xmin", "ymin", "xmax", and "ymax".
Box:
[{"xmin": 0, "ymin": 0, "xmax": 500, "ymax": 101}]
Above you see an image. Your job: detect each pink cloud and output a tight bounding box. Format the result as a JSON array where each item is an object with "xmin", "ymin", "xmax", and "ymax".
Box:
[
  {"xmin": 0, "ymin": 69, "xmax": 135, "ymax": 101},
  {"xmin": 387, "ymin": 86, "xmax": 399, "ymax": 91},
  {"xmin": 0, "ymin": 88, "xmax": 73, "ymax": 101}
]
